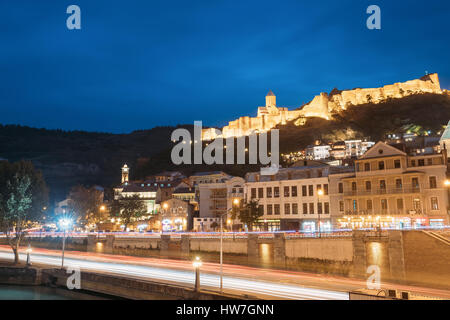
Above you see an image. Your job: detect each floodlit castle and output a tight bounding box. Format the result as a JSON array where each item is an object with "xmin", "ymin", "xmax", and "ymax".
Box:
[{"xmin": 202, "ymin": 73, "xmax": 443, "ymax": 140}]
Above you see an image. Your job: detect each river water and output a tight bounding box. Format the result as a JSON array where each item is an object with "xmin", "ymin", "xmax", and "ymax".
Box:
[{"xmin": 0, "ymin": 285, "xmax": 108, "ymax": 300}]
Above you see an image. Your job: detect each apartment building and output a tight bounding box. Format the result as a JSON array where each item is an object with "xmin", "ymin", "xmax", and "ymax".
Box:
[
  {"xmin": 197, "ymin": 175, "xmax": 245, "ymax": 230},
  {"xmin": 245, "ymin": 163, "xmax": 352, "ymax": 232},
  {"xmin": 336, "ymin": 141, "xmax": 449, "ymax": 229}
]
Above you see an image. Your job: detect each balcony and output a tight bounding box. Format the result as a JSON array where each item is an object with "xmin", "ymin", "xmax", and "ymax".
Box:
[
  {"xmin": 209, "ymin": 193, "xmax": 227, "ymax": 199},
  {"xmin": 344, "ymin": 185, "xmax": 421, "ymax": 197}
]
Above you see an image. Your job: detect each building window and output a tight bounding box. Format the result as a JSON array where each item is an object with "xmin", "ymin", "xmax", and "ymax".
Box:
[
  {"xmin": 308, "ymin": 185, "xmax": 314, "ymax": 196},
  {"xmin": 380, "ymin": 180, "xmax": 386, "ymax": 191},
  {"xmin": 284, "ymin": 186, "xmax": 290, "ymax": 197},
  {"xmin": 292, "ymin": 186, "xmax": 297, "ymax": 197},
  {"xmin": 258, "ymin": 188, "xmax": 264, "ymax": 198},
  {"xmin": 352, "ymin": 182, "xmax": 357, "ymax": 191},
  {"xmin": 429, "ymin": 176, "xmax": 437, "ymax": 189},
  {"xmin": 324, "ymin": 202, "xmax": 330, "ymax": 214},
  {"xmin": 267, "ymin": 204, "xmax": 273, "ymax": 215},
  {"xmin": 364, "ymin": 163, "xmax": 370, "ymax": 171},
  {"xmin": 412, "ymin": 177, "xmax": 419, "ymax": 189},
  {"xmin": 427, "ymin": 158, "xmax": 433, "ymax": 166},
  {"xmin": 302, "ymin": 185, "xmax": 307, "ymax": 197},
  {"xmin": 367, "ymin": 199, "xmax": 373, "ymax": 210},
  {"xmin": 339, "ymin": 201, "xmax": 344, "ymax": 212},
  {"xmin": 365, "ymin": 181, "xmax": 371, "ymax": 191},
  {"xmin": 395, "ymin": 178, "xmax": 402, "ymax": 190},
  {"xmin": 353, "ymin": 200, "xmax": 357, "ymax": 211},
  {"xmin": 266, "ymin": 187, "xmax": 272, "ymax": 198},
  {"xmin": 411, "ymin": 160, "xmax": 416, "ymax": 167},
  {"xmin": 284, "ymin": 203, "xmax": 290, "ymax": 215},
  {"xmin": 394, "ymin": 159, "xmax": 401, "ymax": 168},
  {"xmin": 309, "ymin": 203, "xmax": 315, "ymax": 214},
  {"xmin": 303, "ymin": 203, "xmax": 308, "ymax": 214},
  {"xmin": 316, "ymin": 184, "xmax": 322, "ymax": 192},
  {"xmin": 381, "ymin": 199, "xmax": 388, "ymax": 210},
  {"xmin": 251, "ymin": 188, "xmax": 256, "ymax": 199},
  {"xmin": 397, "ymin": 198, "xmax": 403, "ymax": 210},
  {"xmin": 323, "ymin": 184, "xmax": 329, "ymax": 195},
  {"xmin": 318, "ymin": 202, "xmax": 323, "ymax": 214},
  {"xmin": 338, "ymin": 183, "xmax": 343, "ymax": 194},
  {"xmin": 431, "ymin": 197, "xmax": 439, "ymax": 210},
  {"xmin": 274, "ymin": 187, "xmax": 280, "ymax": 198},
  {"xmin": 292, "ymin": 203, "xmax": 298, "ymax": 214},
  {"xmin": 378, "ymin": 161, "xmax": 385, "ymax": 170},
  {"xmin": 418, "ymin": 159, "xmax": 425, "ymax": 166},
  {"xmin": 274, "ymin": 204, "xmax": 280, "ymax": 215}
]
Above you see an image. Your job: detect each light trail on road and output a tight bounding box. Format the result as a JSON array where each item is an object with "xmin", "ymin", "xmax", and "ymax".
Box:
[{"xmin": 0, "ymin": 249, "xmax": 348, "ymax": 300}]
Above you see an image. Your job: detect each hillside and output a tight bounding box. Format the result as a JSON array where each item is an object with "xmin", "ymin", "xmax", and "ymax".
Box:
[
  {"xmin": 0, "ymin": 124, "xmax": 195, "ymax": 201},
  {"xmin": 277, "ymin": 93, "xmax": 450, "ymax": 152}
]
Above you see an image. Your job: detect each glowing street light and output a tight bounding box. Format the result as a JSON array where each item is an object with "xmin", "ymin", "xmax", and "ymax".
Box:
[
  {"xmin": 444, "ymin": 179, "xmax": 450, "ymax": 187},
  {"xmin": 58, "ymin": 218, "xmax": 73, "ymax": 269},
  {"xmin": 100, "ymin": 205, "xmax": 106, "ymax": 211},
  {"xmin": 192, "ymin": 256, "xmax": 202, "ymax": 292}
]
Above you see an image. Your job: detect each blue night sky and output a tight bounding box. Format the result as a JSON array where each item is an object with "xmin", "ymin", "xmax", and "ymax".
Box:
[{"xmin": 0, "ymin": 0, "xmax": 449, "ymax": 133}]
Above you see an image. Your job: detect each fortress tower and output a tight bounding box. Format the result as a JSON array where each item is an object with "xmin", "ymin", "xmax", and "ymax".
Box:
[
  {"xmin": 121, "ymin": 164, "xmax": 129, "ymax": 183},
  {"xmin": 265, "ymin": 90, "xmax": 276, "ymax": 107}
]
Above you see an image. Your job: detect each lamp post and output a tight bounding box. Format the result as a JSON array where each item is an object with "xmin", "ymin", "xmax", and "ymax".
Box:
[
  {"xmin": 25, "ymin": 245, "xmax": 32, "ymax": 267},
  {"xmin": 218, "ymin": 198, "xmax": 240, "ymax": 293},
  {"xmin": 317, "ymin": 189, "xmax": 324, "ymax": 238},
  {"xmin": 59, "ymin": 218, "xmax": 73, "ymax": 269},
  {"xmin": 192, "ymin": 256, "xmax": 202, "ymax": 292}
]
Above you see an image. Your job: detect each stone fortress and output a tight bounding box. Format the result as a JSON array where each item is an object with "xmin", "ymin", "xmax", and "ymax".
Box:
[{"xmin": 202, "ymin": 73, "xmax": 445, "ymax": 140}]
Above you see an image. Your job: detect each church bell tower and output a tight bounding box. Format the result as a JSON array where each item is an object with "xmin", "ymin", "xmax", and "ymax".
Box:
[{"xmin": 121, "ymin": 164, "xmax": 129, "ymax": 183}]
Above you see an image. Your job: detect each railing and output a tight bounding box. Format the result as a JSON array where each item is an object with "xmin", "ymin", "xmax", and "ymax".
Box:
[
  {"xmin": 1, "ymin": 227, "xmax": 449, "ymax": 240},
  {"xmin": 344, "ymin": 186, "xmax": 421, "ymax": 196}
]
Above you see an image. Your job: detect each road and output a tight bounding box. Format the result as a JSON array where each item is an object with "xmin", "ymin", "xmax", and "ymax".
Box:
[{"xmin": 1, "ymin": 246, "xmax": 449, "ymax": 300}]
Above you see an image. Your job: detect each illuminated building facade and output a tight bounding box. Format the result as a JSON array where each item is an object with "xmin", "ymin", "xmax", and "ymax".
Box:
[
  {"xmin": 336, "ymin": 141, "xmax": 449, "ymax": 229},
  {"xmin": 245, "ymin": 164, "xmax": 352, "ymax": 232},
  {"xmin": 197, "ymin": 175, "xmax": 245, "ymax": 230},
  {"xmin": 159, "ymin": 198, "xmax": 194, "ymax": 232}
]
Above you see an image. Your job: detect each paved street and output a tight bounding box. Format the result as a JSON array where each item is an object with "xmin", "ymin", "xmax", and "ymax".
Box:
[{"xmin": 1, "ymin": 246, "xmax": 449, "ymax": 300}]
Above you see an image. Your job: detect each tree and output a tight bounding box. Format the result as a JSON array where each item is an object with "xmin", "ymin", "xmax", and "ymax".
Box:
[
  {"xmin": 115, "ymin": 194, "xmax": 147, "ymax": 230},
  {"xmin": 210, "ymin": 221, "xmax": 219, "ymax": 231},
  {"xmin": 0, "ymin": 161, "xmax": 48, "ymax": 264},
  {"xmin": 67, "ymin": 185, "xmax": 104, "ymax": 227},
  {"xmin": 231, "ymin": 199, "xmax": 262, "ymax": 231}
]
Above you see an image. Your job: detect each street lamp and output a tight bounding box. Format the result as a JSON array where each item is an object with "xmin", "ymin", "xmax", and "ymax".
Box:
[
  {"xmin": 25, "ymin": 245, "xmax": 32, "ymax": 267},
  {"xmin": 317, "ymin": 189, "xmax": 324, "ymax": 238},
  {"xmin": 192, "ymin": 256, "xmax": 202, "ymax": 292},
  {"xmin": 58, "ymin": 218, "xmax": 73, "ymax": 269},
  {"xmin": 218, "ymin": 198, "xmax": 240, "ymax": 292}
]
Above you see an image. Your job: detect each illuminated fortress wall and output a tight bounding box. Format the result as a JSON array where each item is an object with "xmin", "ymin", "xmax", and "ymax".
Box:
[{"xmin": 202, "ymin": 73, "xmax": 442, "ymax": 140}]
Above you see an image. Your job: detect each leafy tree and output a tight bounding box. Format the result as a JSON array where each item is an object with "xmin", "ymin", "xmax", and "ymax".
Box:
[
  {"xmin": 115, "ymin": 194, "xmax": 147, "ymax": 230},
  {"xmin": 210, "ymin": 221, "xmax": 219, "ymax": 231},
  {"xmin": 67, "ymin": 185, "xmax": 104, "ymax": 227},
  {"xmin": 0, "ymin": 161, "xmax": 48, "ymax": 264},
  {"xmin": 231, "ymin": 199, "xmax": 262, "ymax": 231}
]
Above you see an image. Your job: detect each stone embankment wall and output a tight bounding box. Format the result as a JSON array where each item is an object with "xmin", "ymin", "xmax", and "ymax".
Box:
[{"xmin": 5, "ymin": 229, "xmax": 449, "ymax": 289}]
